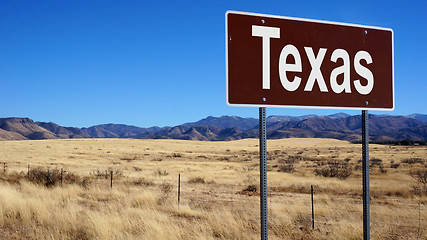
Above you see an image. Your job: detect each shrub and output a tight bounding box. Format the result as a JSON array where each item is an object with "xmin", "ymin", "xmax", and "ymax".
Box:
[
  {"xmin": 410, "ymin": 185, "xmax": 427, "ymax": 196},
  {"xmin": 409, "ymin": 169, "xmax": 427, "ymax": 185},
  {"xmin": 390, "ymin": 163, "xmax": 400, "ymax": 168},
  {"xmin": 63, "ymin": 170, "xmax": 81, "ymax": 184},
  {"xmin": 402, "ymin": 158, "xmax": 424, "ymax": 165},
  {"xmin": 243, "ymin": 184, "xmax": 257, "ymax": 192},
  {"xmin": 379, "ymin": 164, "xmax": 387, "ymax": 174},
  {"xmin": 286, "ymin": 155, "xmax": 303, "ymax": 163},
  {"xmin": 370, "ymin": 158, "xmax": 383, "ymax": 166},
  {"xmin": 157, "ymin": 182, "xmax": 173, "ymax": 205},
  {"xmin": 109, "ymin": 168, "xmax": 123, "ymax": 177},
  {"xmin": 132, "ymin": 177, "xmax": 154, "ymax": 186},
  {"xmin": 133, "ymin": 166, "xmax": 143, "ymax": 171},
  {"xmin": 293, "ymin": 213, "xmax": 312, "ymax": 230},
  {"xmin": 160, "ymin": 182, "xmax": 173, "ymax": 194},
  {"xmin": 0, "ymin": 171, "xmax": 25, "ymax": 184},
  {"xmin": 314, "ymin": 160, "xmax": 352, "ymax": 179},
  {"xmin": 91, "ymin": 168, "xmax": 122, "ymax": 179},
  {"xmin": 28, "ymin": 168, "xmax": 81, "ymax": 187},
  {"xmin": 188, "ymin": 177, "xmax": 205, "ymax": 184},
  {"xmin": 28, "ymin": 168, "xmax": 56, "ymax": 186},
  {"xmin": 153, "ymin": 169, "xmax": 169, "ymax": 177},
  {"xmin": 91, "ymin": 169, "xmax": 109, "ymax": 179},
  {"xmin": 279, "ymin": 164, "xmax": 295, "ymax": 173},
  {"xmin": 120, "ymin": 155, "xmax": 139, "ymax": 161}
]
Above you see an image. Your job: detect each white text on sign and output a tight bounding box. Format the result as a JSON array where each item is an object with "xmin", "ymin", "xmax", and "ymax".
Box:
[{"xmin": 252, "ymin": 25, "xmax": 374, "ymax": 95}]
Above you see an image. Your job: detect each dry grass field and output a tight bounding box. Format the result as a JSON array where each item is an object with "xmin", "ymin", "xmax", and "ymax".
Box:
[{"xmin": 0, "ymin": 138, "xmax": 426, "ymax": 239}]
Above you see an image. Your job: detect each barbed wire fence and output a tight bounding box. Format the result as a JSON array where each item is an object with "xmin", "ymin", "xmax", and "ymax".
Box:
[{"xmin": 0, "ymin": 161, "xmax": 425, "ymax": 238}]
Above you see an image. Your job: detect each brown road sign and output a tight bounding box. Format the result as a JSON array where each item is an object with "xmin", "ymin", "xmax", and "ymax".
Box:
[{"xmin": 226, "ymin": 11, "xmax": 394, "ymax": 110}]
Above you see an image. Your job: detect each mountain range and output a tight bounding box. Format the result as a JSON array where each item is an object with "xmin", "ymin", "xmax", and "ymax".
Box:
[{"xmin": 0, "ymin": 113, "xmax": 426, "ymax": 142}]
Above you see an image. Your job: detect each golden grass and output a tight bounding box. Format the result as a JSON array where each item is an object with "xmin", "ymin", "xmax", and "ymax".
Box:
[{"xmin": 0, "ymin": 138, "xmax": 426, "ymax": 239}]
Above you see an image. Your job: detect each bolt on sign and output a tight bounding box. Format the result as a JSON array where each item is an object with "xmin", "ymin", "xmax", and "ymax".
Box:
[{"xmin": 226, "ymin": 11, "xmax": 394, "ymax": 110}]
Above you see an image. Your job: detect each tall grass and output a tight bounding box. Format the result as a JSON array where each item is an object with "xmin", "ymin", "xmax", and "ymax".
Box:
[{"xmin": 0, "ymin": 138, "xmax": 425, "ymax": 239}]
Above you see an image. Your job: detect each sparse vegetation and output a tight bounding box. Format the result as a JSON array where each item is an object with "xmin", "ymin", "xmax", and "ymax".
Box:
[
  {"xmin": 153, "ymin": 169, "xmax": 169, "ymax": 177},
  {"xmin": 278, "ymin": 163, "xmax": 296, "ymax": 173},
  {"xmin": 0, "ymin": 138, "xmax": 425, "ymax": 239},
  {"xmin": 157, "ymin": 182, "xmax": 173, "ymax": 205},
  {"xmin": 379, "ymin": 164, "xmax": 387, "ymax": 174},
  {"xmin": 188, "ymin": 177, "xmax": 205, "ymax": 184},
  {"xmin": 243, "ymin": 184, "xmax": 257, "ymax": 192},
  {"xmin": 132, "ymin": 177, "xmax": 154, "ymax": 186},
  {"xmin": 120, "ymin": 154, "xmax": 140, "ymax": 161},
  {"xmin": 91, "ymin": 169, "xmax": 110, "ymax": 178},
  {"xmin": 133, "ymin": 166, "xmax": 143, "ymax": 171},
  {"xmin": 391, "ymin": 162, "xmax": 400, "ymax": 168},
  {"xmin": 314, "ymin": 160, "xmax": 352, "ymax": 179},
  {"xmin": 370, "ymin": 157, "xmax": 383, "ymax": 166},
  {"xmin": 410, "ymin": 169, "xmax": 427, "ymax": 185},
  {"xmin": 403, "ymin": 158, "xmax": 425, "ymax": 165},
  {"xmin": 410, "ymin": 184, "xmax": 427, "ymax": 196},
  {"xmin": 90, "ymin": 168, "xmax": 122, "ymax": 179}
]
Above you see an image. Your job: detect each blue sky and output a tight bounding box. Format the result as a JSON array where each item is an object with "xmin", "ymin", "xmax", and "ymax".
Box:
[{"xmin": 1, "ymin": 0, "xmax": 426, "ymax": 128}]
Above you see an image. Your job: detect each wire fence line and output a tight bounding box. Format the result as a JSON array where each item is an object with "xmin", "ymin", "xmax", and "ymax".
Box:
[
  {"xmin": 314, "ymin": 220, "xmax": 427, "ymax": 231},
  {"xmin": 184, "ymin": 196, "xmax": 426, "ymax": 232},
  {"xmin": 1, "ymin": 161, "xmax": 426, "ymax": 234},
  {"xmin": 180, "ymin": 186, "xmax": 426, "ymax": 232}
]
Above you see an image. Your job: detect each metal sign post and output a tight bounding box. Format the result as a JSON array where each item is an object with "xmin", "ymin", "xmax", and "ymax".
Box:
[
  {"xmin": 259, "ymin": 107, "xmax": 268, "ymax": 240},
  {"xmin": 362, "ymin": 110, "xmax": 370, "ymax": 240},
  {"xmin": 226, "ymin": 11, "xmax": 393, "ymax": 240}
]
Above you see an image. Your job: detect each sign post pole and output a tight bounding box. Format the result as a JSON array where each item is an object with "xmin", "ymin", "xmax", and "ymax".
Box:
[
  {"xmin": 362, "ymin": 110, "xmax": 370, "ymax": 240},
  {"xmin": 259, "ymin": 107, "xmax": 268, "ymax": 240},
  {"xmin": 226, "ymin": 11, "xmax": 393, "ymax": 240}
]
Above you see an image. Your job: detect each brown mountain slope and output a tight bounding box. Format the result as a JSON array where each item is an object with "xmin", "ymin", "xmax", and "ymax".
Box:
[
  {"xmin": 0, "ymin": 128, "xmax": 27, "ymax": 140},
  {"xmin": 0, "ymin": 115, "xmax": 426, "ymax": 142},
  {"xmin": 0, "ymin": 118, "xmax": 54, "ymax": 139},
  {"xmin": 37, "ymin": 122, "xmax": 90, "ymax": 139}
]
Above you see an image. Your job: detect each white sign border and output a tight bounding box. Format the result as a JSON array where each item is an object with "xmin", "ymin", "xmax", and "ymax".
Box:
[{"xmin": 225, "ymin": 10, "xmax": 395, "ymax": 111}]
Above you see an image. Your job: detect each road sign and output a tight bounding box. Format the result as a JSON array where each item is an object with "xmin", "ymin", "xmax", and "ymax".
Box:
[{"xmin": 226, "ymin": 11, "xmax": 394, "ymax": 110}]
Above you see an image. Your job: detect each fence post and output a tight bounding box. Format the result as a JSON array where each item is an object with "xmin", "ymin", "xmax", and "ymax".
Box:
[
  {"xmin": 417, "ymin": 200, "xmax": 421, "ymax": 239},
  {"xmin": 178, "ymin": 173, "xmax": 181, "ymax": 207},
  {"xmin": 311, "ymin": 185, "xmax": 315, "ymax": 229},
  {"xmin": 3, "ymin": 162, "xmax": 6, "ymax": 172},
  {"xmin": 110, "ymin": 171, "xmax": 113, "ymax": 188},
  {"xmin": 27, "ymin": 164, "xmax": 30, "ymax": 178},
  {"xmin": 61, "ymin": 168, "xmax": 63, "ymax": 187}
]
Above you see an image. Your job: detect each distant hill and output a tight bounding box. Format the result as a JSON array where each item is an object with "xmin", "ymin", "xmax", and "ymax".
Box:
[
  {"xmin": 267, "ymin": 113, "xmax": 350, "ymax": 123},
  {"xmin": 88, "ymin": 124, "xmax": 162, "ymax": 138},
  {"xmin": 0, "ymin": 128, "xmax": 27, "ymax": 141},
  {"xmin": 0, "ymin": 113, "xmax": 426, "ymax": 142},
  {"xmin": 407, "ymin": 113, "xmax": 427, "ymax": 122},
  {"xmin": 183, "ymin": 116, "xmax": 258, "ymax": 131},
  {"xmin": 80, "ymin": 124, "xmax": 161, "ymax": 138},
  {"xmin": 36, "ymin": 122, "xmax": 89, "ymax": 139},
  {"xmin": 0, "ymin": 118, "xmax": 56, "ymax": 140},
  {"xmin": 266, "ymin": 114, "xmax": 318, "ymax": 123}
]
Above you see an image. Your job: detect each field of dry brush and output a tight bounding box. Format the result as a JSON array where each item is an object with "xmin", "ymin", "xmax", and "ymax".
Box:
[{"xmin": 0, "ymin": 138, "xmax": 426, "ymax": 239}]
